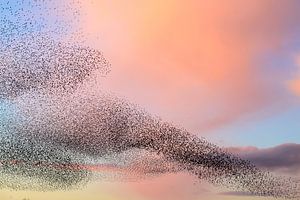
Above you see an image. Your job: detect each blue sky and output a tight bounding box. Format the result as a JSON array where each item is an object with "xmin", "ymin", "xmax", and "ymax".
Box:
[{"xmin": 208, "ymin": 105, "xmax": 300, "ymax": 148}]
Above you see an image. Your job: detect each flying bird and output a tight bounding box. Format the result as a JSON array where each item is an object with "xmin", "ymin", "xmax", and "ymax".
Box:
[{"xmin": 0, "ymin": 0, "xmax": 299, "ymax": 199}]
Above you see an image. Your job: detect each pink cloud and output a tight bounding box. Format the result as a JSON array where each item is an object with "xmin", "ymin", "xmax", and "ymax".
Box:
[
  {"xmin": 124, "ymin": 173, "xmax": 213, "ymax": 200},
  {"xmin": 76, "ymin": 0, "xmax": 300, "ymax": 133}
]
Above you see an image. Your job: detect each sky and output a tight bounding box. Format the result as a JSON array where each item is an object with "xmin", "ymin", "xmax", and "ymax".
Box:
[
  {"xmin": 0, "ymin": 0, "xmax": 300, "ymax": 200},
  {"xmin": 77, "ymin": 0, "xmax": 300, "ymax": 147}
]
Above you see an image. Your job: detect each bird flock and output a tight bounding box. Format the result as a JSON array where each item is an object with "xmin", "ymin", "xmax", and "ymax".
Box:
[{"xmin": 0, "ymin": 0, "xmax": 299, "ymax": 199}]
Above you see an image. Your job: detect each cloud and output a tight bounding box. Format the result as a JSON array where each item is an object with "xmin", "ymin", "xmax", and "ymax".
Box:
[
  {"xmin": 124, "ymin": 173, "xmax": 213, "ymax": 200},
  {"xmin": 214, "ymin": 143, "xmax": 300, "ymax": 198},
  {"xmin": 288, "ymin": 55, "xmax": 300, "ymax": 96},
  {"xmin": 77, "ymin": 0, "xmax": 300, "ymax": 133},
  {"xmin": 289, "ymin": 79, "xmax": 300, "ymax": 96},
  {"xmin": 126, "ymin": 143, "xmax": 300, "ymax": 199},
  {"xmin": 226, "ymin": 143, "xmax": 300, "ymax": 175}
]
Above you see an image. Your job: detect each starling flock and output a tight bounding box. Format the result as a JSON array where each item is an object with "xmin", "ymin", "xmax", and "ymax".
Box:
[{"xmin": 0, "ymin": 0, "xmax": 299, "ymax": 199}]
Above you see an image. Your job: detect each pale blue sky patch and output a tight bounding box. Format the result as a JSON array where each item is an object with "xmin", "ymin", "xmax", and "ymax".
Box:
[{"xmin": 208, "ymin": 106, "xmax": 300, "ymax": 148}]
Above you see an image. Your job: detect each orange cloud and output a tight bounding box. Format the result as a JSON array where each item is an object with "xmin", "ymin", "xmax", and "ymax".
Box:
[
  {"xmin": 288, "ymin": 56, "xmax": 300, "ymax": 96},
  {"xmin": 289, "ymin": 79, "xmax": 300, "ymax": 96},
  {"xmin": 76, "ymin": 0, "xmax": 300, "ymax": 133}
]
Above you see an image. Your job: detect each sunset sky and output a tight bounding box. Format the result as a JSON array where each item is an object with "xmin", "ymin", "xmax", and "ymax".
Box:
[{"xmin": 1, "ymin": 0, "xmax": 300, "ymax": 200}]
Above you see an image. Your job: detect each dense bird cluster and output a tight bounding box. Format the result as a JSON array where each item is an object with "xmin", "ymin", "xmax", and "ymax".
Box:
[
  {"xmin": 0, "ymin": 0, "xmax": 299, "ymax": 199},
  {"xmin": 0, "ymin": 34, "xmax": 110, "ymax": 98}
]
